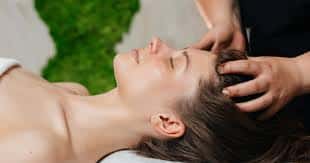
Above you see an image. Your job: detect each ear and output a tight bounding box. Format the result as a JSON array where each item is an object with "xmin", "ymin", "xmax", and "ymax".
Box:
[{"xmin": 150, "ymin": 113, "xmax": 185, "ymax": 139}]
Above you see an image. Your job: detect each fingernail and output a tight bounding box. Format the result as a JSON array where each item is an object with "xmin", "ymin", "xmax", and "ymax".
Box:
[
  {"xmin": 218, "ymin": 65, "xmax": 225, "ymax": 74},
  {"xmin": 222, "ymin": 89, "xmax": 230, "ymax": 96}
]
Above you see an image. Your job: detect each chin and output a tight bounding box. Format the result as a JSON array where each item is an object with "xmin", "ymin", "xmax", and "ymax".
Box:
[{"xmin": 113, "ymin": 53, "xmax": 132, "ymax": 86}]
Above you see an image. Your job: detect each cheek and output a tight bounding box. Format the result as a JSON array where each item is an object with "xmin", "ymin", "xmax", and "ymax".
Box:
[
  {"xmin": 114, "ymin": 56, "xmax": 191, "ymax": 110},
  {"xmin": 117, "ymin": 62, "xmax": 170, "ymax": 107},
  {"xmin": 121, "ymin": 69, "xmax": 164, "ymax": 106}
]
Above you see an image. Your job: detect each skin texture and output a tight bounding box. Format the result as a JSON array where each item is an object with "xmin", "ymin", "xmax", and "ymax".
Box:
[{"xmin": 0, "ymin": 37, "xmax": 216, "ymax": 162}]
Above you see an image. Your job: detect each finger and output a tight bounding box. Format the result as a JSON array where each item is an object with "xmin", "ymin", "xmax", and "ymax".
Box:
[
  {"xmin": 190, "ymin": 34, "xmax": 214, "ymax": 50},
  {"xmin": 223, "ymin": 76, "xmax": 268, "ymax": 97},
  {"xmin": 211, "ymin": 41, "xmax": 220, "ymax": 54},
  {"xmin": 219, "ymin": 60, "xmax": 261, "ymax": 76},
  {"xmin": 230, "ymin": 32, "xmax": 246, "ymax": 51},
  {"xmin": 257, "ymin": 99, "xmax": 283, "ymax": 120},
  {"xmin": 236, "ymin": 92, "xmax": 274, "ymax": 112},
  {"xmin": 231, "ymin": 42, "xmax": 245, "ymax": 52},
  {"xmin": 250, "ymin": 56, "xmax": 269, "ymax": 62}
]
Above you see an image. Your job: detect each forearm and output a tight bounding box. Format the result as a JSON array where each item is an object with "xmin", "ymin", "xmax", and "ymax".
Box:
[
  {"xmin": 194, "ymin": 0, "xmax": 237, "ymax": 28},
  {"xmin": 294, "ymin": 51, "xmax": 310, "ymax": 94}
]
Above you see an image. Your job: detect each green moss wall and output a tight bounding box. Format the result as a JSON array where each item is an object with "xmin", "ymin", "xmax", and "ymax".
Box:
[{"xmin": 36, "ymin": 0, "xmax": 140, "ymax": 94}]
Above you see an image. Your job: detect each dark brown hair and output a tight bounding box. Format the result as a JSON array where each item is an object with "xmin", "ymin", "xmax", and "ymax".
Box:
[{"xmin": 133, "ymin": 50, "xmax": 310, "ymax": 163}]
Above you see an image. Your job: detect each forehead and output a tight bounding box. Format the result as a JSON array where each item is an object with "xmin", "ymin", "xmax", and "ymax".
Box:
[
  {"xmin": 187, "ymin": 48, "xmax": 215, "ymax": 59},
  {"xmin": 171, "ymin": 49, "xmax": 218, "ymax": 99},
  {"xmin": 186, "ymin": 49, "xmax": 217, "ymax": 78}
]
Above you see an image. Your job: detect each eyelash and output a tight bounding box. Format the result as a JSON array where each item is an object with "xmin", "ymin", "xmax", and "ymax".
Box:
[{"xmin": 169, "ymin": 57, "xmax": 174, "ymax": 69}]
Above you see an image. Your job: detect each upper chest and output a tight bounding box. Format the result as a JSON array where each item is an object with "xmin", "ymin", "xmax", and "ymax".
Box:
[
  {"xmin": 0, "ymin": 68, "xmax": 64, "ymax": 128},
  {"xmin": 0, "ymin": 68, "xmax": 74, "ymax": 161}
]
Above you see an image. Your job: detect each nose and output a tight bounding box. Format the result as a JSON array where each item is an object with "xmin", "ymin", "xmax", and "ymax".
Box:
[
  {"xmin": 149, "ymin": 37, "xmax": 172, "ymax": 56},
  {"xmin": 150, "ymin": 37, "xmax": 161, "ymax": 54}
]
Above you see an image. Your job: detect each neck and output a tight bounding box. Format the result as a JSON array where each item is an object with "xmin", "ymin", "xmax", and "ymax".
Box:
[{"xmin": 64, "ymin": 88, "xmax": 146, "ymax": 162}]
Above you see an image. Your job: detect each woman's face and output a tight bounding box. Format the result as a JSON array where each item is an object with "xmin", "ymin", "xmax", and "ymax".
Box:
[{"xmin": 113, "ymin": 37, "xmax": 217, "ymax": 113}]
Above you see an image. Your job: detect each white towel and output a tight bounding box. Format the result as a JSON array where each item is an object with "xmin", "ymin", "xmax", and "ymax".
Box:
[
  {"xmin": 101, "ymin": 150, "xmax": 182, "ymax": 163},
  {"xmin": 0, "ymin": 58, "xmax": 20, "ymax": 77}
]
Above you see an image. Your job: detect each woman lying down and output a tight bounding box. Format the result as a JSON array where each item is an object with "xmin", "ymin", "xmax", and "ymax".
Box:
[{"xmin": 0, "ymin": 37, "xmax": 309, "ymax": 163}]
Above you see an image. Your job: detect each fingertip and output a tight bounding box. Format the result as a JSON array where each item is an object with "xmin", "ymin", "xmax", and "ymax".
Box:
[
  {"xmin": 234, "ymin": 103, "xmax": 243, "ymax": 110},
  {"xmin": 211, "ymin": 43, "xmax": 219, "ymax": 54},
  {"xmin": 189, "ymin": 44, "xmax": 199, "ymax": 49},
  {"xmin": 218, "ymin": 64, "xmax": 226, "ymax": 74},
  {"xmin": 224, "ymin": 86, "xmax": 242, "ymax": 98},
  {"xmin": 222, "ymin": 89, "xmax": 230, "ymax": 96},
  {"xmin": 219, "ymin": 62, "xmax": 233, "ymax": 74},
  {"xmin": 235, "ymin": 103, "xmax": 247, "ymax": 112},
  {"xmin": 190, "ymin": 43, "xmax": 205, "ymax": 50},
  {"xmin": 235, "ymin": 102, "xmax": 257, "ymax": 113},
  {"xmin": 223, "ymin": 86, "xmax": 237, "ymax": 97}
]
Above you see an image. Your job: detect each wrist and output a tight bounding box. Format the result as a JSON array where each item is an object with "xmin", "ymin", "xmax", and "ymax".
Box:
[
  {"xmin": 211, "ymin": 16, "xmax": 235, "ymax": 28},
  {"xmin": 293, "ymin": 53, "xmax": 310, "ymax": 95},
  {"xmin": 195, "ymin": 0, "xmax": 235, "ymax": 28},
  {"xmin": 199, "ymin": 10, "xmax": 235, "ymax": 29},
  {"xmin": 290, "ymin": 58, "xmax": 303, "ymax": 96},
  {"xmin": 210, "ymin": 10, "xmax": 242, "ymax": 31}
]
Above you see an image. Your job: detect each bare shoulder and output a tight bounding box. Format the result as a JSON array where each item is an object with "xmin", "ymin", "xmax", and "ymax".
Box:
[
  {"xmin": 0, "ymin": 131, "xmax": 73, "ymax": 162},
  {"xmin": 53, "ymin": 82, "xmax": 90, "ymax": 96}
]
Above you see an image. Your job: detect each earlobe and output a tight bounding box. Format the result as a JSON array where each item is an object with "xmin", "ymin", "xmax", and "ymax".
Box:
[{"xmin": 150, "ymin": 113, "xmax": 185, "ymax": 139}]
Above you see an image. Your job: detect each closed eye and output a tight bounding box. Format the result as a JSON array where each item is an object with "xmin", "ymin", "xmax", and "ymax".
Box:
[
  {"xmin": 169, "ymin": 57, "xmax": 174, "ymax": 69},
  {"xmin": 169, "ymin": 51, "xmax": 190, "ymax": 71}
]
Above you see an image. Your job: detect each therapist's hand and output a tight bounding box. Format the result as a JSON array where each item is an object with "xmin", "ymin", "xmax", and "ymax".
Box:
[
  {"xmin": 219, "ymin": 56, "xmax": 302, "ymax": 120},
  {"xmin": 191, "ymin": 20, "xmax": 246, "ymax": 53}
]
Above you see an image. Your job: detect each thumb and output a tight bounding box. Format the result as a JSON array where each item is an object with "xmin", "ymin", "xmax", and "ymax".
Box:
[
  {"xmin": 231, "ymin": 33, "xmax": 246, "ymax": 51},
  {"xmin": 211, "ymin": 41, "xmax": 220, "ymax": 54},
  {"xmin": 190, "ymin": 33, "xmax": 214, "ymax": 50}
]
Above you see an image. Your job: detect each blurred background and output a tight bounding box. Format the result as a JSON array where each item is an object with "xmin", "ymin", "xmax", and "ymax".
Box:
[{"xmin": 0, "ymin": 0, "xmax": 206, "ymax": 94}]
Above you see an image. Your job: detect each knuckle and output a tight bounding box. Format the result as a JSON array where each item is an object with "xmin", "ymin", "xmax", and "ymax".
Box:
[
  {"xmin": 251, "ymin": 61, "xmax": 261, "ymax": 74},
  {"xmin": 260, "ymin": 78, "xmax": 270, "ymax": 90},
  {"xmin": 262, "ymin": 75, "xmax": 272, "ymax": 86},
  {"xmin": 253, "ymin": 82, "xmax": 261, "ymax": 92},
  {"xmin": 243, "ymin": 62, "xmax": 251, "ymax": 70},
  {"xmin": 263, "ymin": 62, "xmax": 273, "ymax": 73},
  {"xmin": 274, "ymin": 87, "xmax": 281, "ymax": 94},
  {"xmin": 265, "ymin": 74, "xmax": 272, "ymax": 81},
  {"xmin": 269, "ymin": 94, "xmax": 277, "ymax": 102}
]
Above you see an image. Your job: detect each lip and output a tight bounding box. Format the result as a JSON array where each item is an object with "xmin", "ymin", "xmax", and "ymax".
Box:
[{"xmin": 131, "ymin": 49, "xmax": 139, "ymax": 64}]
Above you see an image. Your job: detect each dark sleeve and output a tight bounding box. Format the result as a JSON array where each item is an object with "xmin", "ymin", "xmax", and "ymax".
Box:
[
  {"xmin": 238, "ymin": 0, "xmax": 310, "ymax": 57},
  {"xmin": 238, "ymin": 0, "xmax": 310, "ymax": 132}
]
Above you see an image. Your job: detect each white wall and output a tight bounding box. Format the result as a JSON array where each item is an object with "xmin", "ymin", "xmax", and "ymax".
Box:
[
  {"xmin": 116, "ymin": 0, "xmax": 207, "ymax": 53},
  {"xmin": 0, "ymin": 0, "xmax": 55, "ymax": 74}
]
